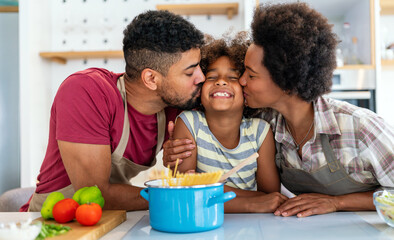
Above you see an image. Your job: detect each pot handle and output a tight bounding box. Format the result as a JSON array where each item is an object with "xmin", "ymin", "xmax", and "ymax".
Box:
[
  {"xmin": 207, "ymin": 191, "xmax": 236, "ymax": 207},
  {"xmin": 140, "ymin": 188, "xmax": 149, "ymax": 202}
]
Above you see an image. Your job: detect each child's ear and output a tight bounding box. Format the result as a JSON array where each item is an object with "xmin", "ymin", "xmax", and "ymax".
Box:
[{"xmin": 140, "ymin": 68, "xmax": 159, "ymax": 90}]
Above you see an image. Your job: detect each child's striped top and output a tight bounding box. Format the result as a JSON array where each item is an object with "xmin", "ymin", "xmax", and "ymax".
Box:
[{"xmin": 177, "ymin": 110, "xmax": 270, "ymax": 190}]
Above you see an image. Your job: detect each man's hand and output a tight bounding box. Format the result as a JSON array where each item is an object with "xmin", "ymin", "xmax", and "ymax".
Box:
[
  {"xmin": 274, "ymin": 193, "xmax": 338, "ymax": 218},
  {"xmin": 162, "ymin": 121, "xmax": 195, "ymax": 168}
]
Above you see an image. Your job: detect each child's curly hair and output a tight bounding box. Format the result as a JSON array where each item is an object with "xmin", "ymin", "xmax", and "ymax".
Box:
[{"xmin": 199, "ymin": 32, "xmax": 261, "ymax": 118}]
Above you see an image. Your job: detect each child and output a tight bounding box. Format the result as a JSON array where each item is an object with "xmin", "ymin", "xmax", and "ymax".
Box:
[{"xmin": 173, "ymin": 33, "xmax": 287, "ymax": 213}]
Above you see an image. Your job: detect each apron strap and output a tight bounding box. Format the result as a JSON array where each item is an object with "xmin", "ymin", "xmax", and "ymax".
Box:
[
  {"xmin": 275, "ymin": 141, "xmax": 283, "ymax": 168},
  {"xmin": 113, "ymin": 75, "xmax": 166, "ymax": 161},
  {"xmin": 155, "ymin": 110, "xmax": 166, "ymax": 155},
  {"xmin": 112, "ymin": 76, "xmax": 130, "ymax": 161},
  {"xmin": 321, "ymin": 134, "xmax": 340, "ymax": 172}
]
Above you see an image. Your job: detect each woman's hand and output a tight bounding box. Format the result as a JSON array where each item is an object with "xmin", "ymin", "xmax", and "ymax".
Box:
[
  {"xmin": 274, "ymin": 193, "xmax": 339, "ymax": 217},
  {"xmin": 162, "ymin": 121, "xmax": 195, "ymax": 168}
]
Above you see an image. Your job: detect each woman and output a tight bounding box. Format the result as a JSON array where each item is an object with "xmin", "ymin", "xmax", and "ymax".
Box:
[
  {"xmin": 239, "ymin": 2, "xmax": 394, "ymax": 218},
  {"xmin": 164, "ymin": 2, "xmax": 394, "ymax": 218}
]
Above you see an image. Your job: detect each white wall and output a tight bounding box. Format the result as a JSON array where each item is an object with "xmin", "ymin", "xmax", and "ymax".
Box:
[
  {"xmin": 19, "ymin": 0, "xmax": 255, "ymax": 187},
  {"xmin": 19, "ymin": 0, "xmax": 53, "ymax": 187},
  {"xmin": 378, "ymin": 13, "xmax": 394, "ymax": 126}
]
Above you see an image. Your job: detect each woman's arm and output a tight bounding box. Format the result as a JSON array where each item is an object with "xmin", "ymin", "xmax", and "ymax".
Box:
[
  {"xmin": 256, "ymin": 128, "xmax": 280, "ymax": 193},
  {"xmin": 171, "ymin": 118, "xmax": 197, "ymax": 173},
  {"xmin": 274, "ymin": 191, "xmax": 374, "ymax": 218}
]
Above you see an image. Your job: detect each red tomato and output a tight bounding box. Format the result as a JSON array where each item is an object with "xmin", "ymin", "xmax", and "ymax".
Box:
[
  {"xmin": 52, "ymin": 198, "xmax": 79, "ymax": 223},
  {"xmin": 75, "ymin": 203, "xmax": 102, "ymax": 226}
]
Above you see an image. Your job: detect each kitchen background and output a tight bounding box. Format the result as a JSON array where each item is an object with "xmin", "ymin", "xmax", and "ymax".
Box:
[{"xmin": 0, "ymin": 0, "xmax": 393, "ymax": 196}]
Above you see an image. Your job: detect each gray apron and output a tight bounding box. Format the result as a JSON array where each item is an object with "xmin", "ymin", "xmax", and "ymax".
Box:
[
  {"xmin": 275, "ymin": 134, "xmax": 379, "ymax": 196},
  {"xmin": 28, "ymin": 76, "xmax": 165, "ymax": 211}
]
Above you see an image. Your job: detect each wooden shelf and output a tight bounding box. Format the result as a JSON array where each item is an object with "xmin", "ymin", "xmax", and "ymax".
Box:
[
  {"xmin": 0, "ymin": 6, "xmax": 18, "ymax": 12},
  {"xmin": 156, "ymin": 3, "xmax": 238, "ymax": 19},
  {"xmin": 336, "ymin": 64, "xmax": 375, "ymax": 70},
  {"xmin": 39, "ymin": 50, "xmax": 123, "ymax": 64},
  {"xmin": 381, "ymin": 59, "xmax": 394, "ymax": 67},
  {"xmin": 380, "ymin": 0, "xmax": 394, "ymax": 15}
]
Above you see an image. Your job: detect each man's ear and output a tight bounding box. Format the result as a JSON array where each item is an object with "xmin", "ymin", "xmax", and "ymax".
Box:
[{"xmin": 141, "ymin": 68, "xmax": 160, "ymax": 91}]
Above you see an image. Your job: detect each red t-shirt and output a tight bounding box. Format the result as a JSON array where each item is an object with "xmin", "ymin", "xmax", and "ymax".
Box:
[{"xmin": 20, "ymin": 68, "xmax": 180, "ymax": 211}]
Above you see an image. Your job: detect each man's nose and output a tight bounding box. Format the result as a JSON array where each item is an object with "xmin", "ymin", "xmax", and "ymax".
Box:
[{"xmin": 194, "ymin": 65, "xmax": 205, "ymax": 85}]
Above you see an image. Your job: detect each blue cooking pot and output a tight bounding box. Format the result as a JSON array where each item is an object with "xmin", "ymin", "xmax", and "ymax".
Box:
[{"xmin": 140, "ymin": 179, "xmax": 236, "ymax": 233}]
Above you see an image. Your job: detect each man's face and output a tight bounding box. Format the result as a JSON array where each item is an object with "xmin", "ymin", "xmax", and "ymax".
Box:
[{"xmin": 158, "ymin": 48, "xmax": 205, "ymax": 110}]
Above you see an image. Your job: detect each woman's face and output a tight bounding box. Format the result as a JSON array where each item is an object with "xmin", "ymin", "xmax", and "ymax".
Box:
[
  {"xmin": 201, "ymin": 56, "xmax": 244, "ymax": 114},
  {"xmin": 239, "ymin": 44, "xmax": 285, "ymax": 109}
]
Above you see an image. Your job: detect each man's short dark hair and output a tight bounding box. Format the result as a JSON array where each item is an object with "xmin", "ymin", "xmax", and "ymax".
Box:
[
  {"xmin": 123, "ymin": 10, "xmax": 204, "ymax": 80},
  {"xmin": 252, "ymin": 3, "xmax": 338, "ymax": 102}
]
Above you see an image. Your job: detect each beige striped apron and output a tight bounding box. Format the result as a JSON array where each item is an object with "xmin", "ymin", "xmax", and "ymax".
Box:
[{"xmin": 28, "ymin": 76, "xmax": 165, "ymax": 211}]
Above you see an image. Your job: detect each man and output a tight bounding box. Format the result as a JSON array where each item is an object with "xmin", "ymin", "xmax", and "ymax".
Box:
[{"xmin": 21, "ymin": 10, "xmax": 204, "ymax": 211}]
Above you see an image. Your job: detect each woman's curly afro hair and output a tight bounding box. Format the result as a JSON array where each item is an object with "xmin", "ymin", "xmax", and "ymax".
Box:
[
  {"xmin": 199, "ymin": 32, "xmax": 261, "ymax": 118},
  {"xmin": 252, "ymin": 2, "xmax": 338, "ymax": 102}
]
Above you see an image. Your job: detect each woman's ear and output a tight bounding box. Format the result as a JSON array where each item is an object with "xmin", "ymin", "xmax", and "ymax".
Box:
[{"xmin": 140, "ymin": 68, "xmax": 159, "ymax": 91}]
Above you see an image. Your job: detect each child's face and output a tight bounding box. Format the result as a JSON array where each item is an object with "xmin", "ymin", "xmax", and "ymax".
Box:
[{"xmin": 201, "ymin": 56, "xmax": 244, "ymax": 114}]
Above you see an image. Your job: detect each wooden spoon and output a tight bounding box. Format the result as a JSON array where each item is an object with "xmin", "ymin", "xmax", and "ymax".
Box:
[{"xmin": 219, "ymin": 152, "xmax": 259, "ymax": 182}]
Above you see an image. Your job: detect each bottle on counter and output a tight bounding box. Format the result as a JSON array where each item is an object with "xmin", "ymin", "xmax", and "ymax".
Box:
[
  {"xmin": 339, "ymin": 22, "xmax": 351, "ymax": 65},
  {"xmin": 348, "ymin": 37, "xmax": 363, "ymax": 64}
]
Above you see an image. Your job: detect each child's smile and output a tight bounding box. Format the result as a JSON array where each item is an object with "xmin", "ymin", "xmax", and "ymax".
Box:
[{"xmin": 201, "ymin": 56, "xmax": 244, "ymax": 114}]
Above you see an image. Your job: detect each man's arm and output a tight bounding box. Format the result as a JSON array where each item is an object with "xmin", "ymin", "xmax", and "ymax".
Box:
[
  {"xmin": 273, "ymin": 191, "xmax": 374, "ymax": 218},
  {"xmin": 58, "ymin": 140, "xmax": 148, "ymax": 211}
]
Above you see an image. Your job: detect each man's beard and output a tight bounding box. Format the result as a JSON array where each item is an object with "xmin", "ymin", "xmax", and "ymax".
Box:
[{"xmin": 160, "ymin": 83, "xmax": 203, "ymax": 110}]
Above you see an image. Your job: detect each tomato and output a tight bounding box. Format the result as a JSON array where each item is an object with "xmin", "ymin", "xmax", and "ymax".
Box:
[
  {"xmin": 75, "ymin": 203, "xmax": 102, "ymax": 226},
  {"xmin": 52, "ymin": 198, "xmax": 79, "ymax": 223}
]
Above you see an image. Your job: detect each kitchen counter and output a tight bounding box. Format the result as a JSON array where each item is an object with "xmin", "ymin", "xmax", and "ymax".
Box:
[{"xmin": 1, "ymin": 211, "xmax": 394, "ymax": 239}]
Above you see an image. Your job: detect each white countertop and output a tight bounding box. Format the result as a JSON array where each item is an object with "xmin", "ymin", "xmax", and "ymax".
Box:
[{"xmin": 1, "ymin": 211, "xmax": 394, "ymax": 239}]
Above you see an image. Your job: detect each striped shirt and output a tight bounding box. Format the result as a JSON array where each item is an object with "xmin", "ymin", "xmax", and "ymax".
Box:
[
  {"xmin": 262, "ymin": 96, "xmax": 394, "ymax": 187},
  {"xmin": 178, "ymin": 111, "xmax": 270, "ymax": 190}
]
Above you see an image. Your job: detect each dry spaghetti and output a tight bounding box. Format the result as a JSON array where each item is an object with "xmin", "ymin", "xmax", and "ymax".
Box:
[{"xmin": 151, "ymin": 159, "xmax": 223, "ymax": 186}]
